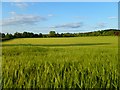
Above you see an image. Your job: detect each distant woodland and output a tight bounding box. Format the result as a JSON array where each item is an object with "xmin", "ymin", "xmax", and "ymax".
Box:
[{"xmin": 1, "ymin": 29, "xmax": 120, "ymax": 41}]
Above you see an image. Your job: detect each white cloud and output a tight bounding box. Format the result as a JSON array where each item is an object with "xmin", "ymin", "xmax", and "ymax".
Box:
[
  {"xmin": 9, "ymin": 11, "xmax": 17, "ymax": 15},
  {"xmin": 52, "ymin": 22, "xmax": 83, "ymax": 28},
  {"xmin": 108, "ymin": 16, "xmax": 117, "ymax": 19},
  {"xmin": 48, "ymin": 14, "xmax": 53, "ymax": 17},
  {"xmin": 11, "ymin": 2, "xmax": 28, "ymax": 8},
  {"xmin": 1, "ymin": 14, "xmax": 47, "ymax": 26}
]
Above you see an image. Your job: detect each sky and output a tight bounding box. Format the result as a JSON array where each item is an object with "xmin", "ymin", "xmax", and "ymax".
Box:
[
  {"xmin": 1, "ymin": 2, "xmax": 118, "ymax": 34},
  {"xmin": 2, "ymin": 0, "xmax": 120, "ymax": 2}
]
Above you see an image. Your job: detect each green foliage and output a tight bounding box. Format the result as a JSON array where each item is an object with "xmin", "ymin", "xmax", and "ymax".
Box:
[
  {"xmin": 5, "ymin": 33, "xmax": 14, "ymax": 39},
  {"xmin": 1, "ymin": 29, "xmax": 120, "ymax": 42},
  {"xmin": 49, "ymin": 31, "xmax": 56, "ymax": 37},
  {"xmin": 49, "ymin": 31, "xmax": 56, "ymax": 35}
]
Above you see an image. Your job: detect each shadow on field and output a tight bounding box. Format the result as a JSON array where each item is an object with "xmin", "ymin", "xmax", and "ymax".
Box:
[{"xmin": 2, "ymin": 43, "xmax": 111, "ymax": 47}]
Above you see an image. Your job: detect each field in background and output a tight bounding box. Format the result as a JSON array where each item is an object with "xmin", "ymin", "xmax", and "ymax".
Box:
[
  {"xmin": 2, "ymin": 36, "xmax": 117, "ymax": 46},
  {"xmin": 2, "ymin": 36, "xmax": 119, "ymax": 88}
]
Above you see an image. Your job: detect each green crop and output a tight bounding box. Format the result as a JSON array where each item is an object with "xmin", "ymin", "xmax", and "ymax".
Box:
[{"xmin": 2, "ymin": 36, "xmax": 119, "ymax": 88}]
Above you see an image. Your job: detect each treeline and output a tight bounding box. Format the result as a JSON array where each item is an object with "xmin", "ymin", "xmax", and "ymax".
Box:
[{"xmin": 0, "ymin": 29, "xmax": 120, "ymax": 41}]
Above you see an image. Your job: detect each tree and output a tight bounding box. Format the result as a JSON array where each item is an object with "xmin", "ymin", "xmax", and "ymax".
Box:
[
  {"xmin": 39, "ymin": 33, "xmax": 43, "ymax": 37},
  {"xmin": 28, "ymin": 32, "xmax": 34, "ymax": 38},
  {"xmin": 114, "ymin": 32, "xmax": 120, "ymax": 36},
  {"xmin": 14, "ymin": 32, "xmax": 22, "ymax": 38},
  {"xmin": 49, "ymin": 31, "xmax": 56, "ymax": 37},
  {"xmin": 5, "ymin": 33, "xmax": 14, "ymax": 39},
  {"xmin": 34, "ymin": 34, "xmax": 39, "ymax": 38},
  {"xmin": 23, "ymin": 32, "xmax": 28, "ymax": 38},
  {"xmin": 2, "ymin": 33, "xmax": 5, "ymax": 38}
]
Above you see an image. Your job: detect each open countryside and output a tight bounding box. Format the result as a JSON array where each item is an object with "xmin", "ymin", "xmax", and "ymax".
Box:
[
  {"xmin": 2, "ymin": 35, "xmax": 119, "ymax": 88},
  {"xmin": 1, "ymin": 2, "xmax": 119, "ymax": 89}
]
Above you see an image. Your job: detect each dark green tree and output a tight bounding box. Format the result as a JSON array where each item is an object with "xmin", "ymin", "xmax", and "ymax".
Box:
[
  {"xmin": 2, "ymin": 33, "xmax": 5, "ymax": 38},
  {"xmin": 39, "ymin": 33, "xmax": 43, "ymax": 37},
  {"xmin": 5, "ymin": 33, "xmax": 13, "ymax": 39},
  {"xmin": 14, "ymin": 32, "xmax": 22, "ymax": 38},
  {"xmin": 49, "ymin": 31, "xmax": 56, "ymax": 37}
]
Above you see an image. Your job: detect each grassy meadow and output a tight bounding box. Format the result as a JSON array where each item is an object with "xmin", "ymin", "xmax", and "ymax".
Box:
[{"xmin": 2, "ymin": 36, "xmax": 119, "ymax": 88}]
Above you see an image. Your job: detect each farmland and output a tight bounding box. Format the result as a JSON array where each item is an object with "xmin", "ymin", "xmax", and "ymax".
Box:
[{"xmin": 2, "ymin": 36, "xmax": 119, "ymax": 88}]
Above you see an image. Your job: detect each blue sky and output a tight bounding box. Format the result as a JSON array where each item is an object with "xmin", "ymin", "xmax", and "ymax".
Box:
[{"xmin": 1, "ymin": 2, "xmax": 118, "ymax": 34}]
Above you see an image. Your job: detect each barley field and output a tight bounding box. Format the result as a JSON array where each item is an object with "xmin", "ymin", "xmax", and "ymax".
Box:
[{"xmin": 2, "ymin": 36, "xmax": 119, "ymax": 88}]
